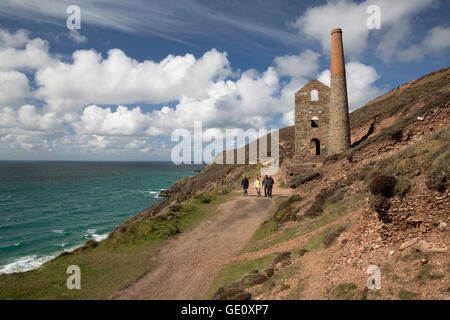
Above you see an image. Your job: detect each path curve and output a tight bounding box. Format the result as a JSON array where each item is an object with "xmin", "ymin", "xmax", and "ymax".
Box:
[{"xmin": 112, "ymin": 184, "xmax": 289, "ymax": 300}]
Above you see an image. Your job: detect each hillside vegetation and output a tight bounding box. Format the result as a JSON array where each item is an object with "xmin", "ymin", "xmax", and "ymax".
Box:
[
  {"xmin": 207, "ymin": 67, "xmax": 449, "ymax": 300},
  {"xmin": 0, "ymin": 68, "xmax": 448, "ymax": 300}
]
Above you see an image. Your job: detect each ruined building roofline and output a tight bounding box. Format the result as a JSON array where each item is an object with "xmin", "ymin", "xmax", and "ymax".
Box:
[{"xmin": 295, "ymin": 79, "xmax": 330, "ymax": 94}]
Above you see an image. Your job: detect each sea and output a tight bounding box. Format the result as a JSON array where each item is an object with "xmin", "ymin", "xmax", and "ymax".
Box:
[{"xmin": 0, "ymin": 161, "xmax": 205, "ymax": 274}]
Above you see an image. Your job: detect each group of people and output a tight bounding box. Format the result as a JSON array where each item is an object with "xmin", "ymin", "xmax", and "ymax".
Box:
[{"xmin": 241, "ymin": 175, "xmax": 274, "ymax": 198}]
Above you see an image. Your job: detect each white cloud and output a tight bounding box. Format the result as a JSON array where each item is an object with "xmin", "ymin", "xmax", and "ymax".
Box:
[
  {"xmin": 0, "ymin": 105, "xmax": 62, "ymax": 132},
  {"xmin": 0, "ymin": 32, "xmax": 56, "ymax": 70},
  {"xmin": 274, "ymin": 50, "xmax": 320, "ymax": 78},
  {"xmin": 74, "ymin": 105, "xmax": 152, "ymax": 136},
  {"xmin": 318, "ymin": 61, "xmax": 381, "ymax": 111},
  {"xmin": 0, "ymin": 27, "xmax": 384, "ymax": 159},
  {"xmin": 280, "ymin": 110, "xmax": 294, "ymax": 126},
  {"xmin": 0, "ymin": 29, "xmax": 29, "ymax": 48},
  {"xmin": 292, "ymin": 0, "xmax": 438, "ymax": 61},
  {"xmin": 0, "ymin": 71, "xmax": 30, "ymax": 107},
  {"xmin": 68, "ymin": 30, "xmax": 88, "ymax": 44},
  {"xmin": 147, "ymin": 67, "xmax": 281, "ymax": 135},
  {"xmin": 396, "ymin": 25, "xmax": 450, "ymax": 62},
  {"xmin": 424, "ymin": 26, "xmax": 450, "ymax": 52},
  {"xmin": 35, "ymin": 48, "xmax": 232, "ymax": 112}
]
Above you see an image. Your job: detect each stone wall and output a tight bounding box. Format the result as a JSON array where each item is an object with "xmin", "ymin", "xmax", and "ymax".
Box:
[{"xmin": 295, "ymin": 79, "xmax": 330, "ymax": 161}]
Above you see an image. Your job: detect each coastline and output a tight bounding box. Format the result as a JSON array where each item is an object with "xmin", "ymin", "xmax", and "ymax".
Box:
[{"xmin": 0, "ymin": 162, "xmax": 205, "ymax": 275}]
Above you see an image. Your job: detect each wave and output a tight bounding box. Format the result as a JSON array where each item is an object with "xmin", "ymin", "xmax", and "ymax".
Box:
[
  {"xmin": 0, "ymin": 254, "xmax": 56, "ymax": 274},
  {"xmin": 91, "ymin": 233, "xmax": 108, "ymax": 242},
  {"xmin": 51, "ymin": 229, "xmax": 65, "ymax": 235},
  {"xmin": 0, "ymin": 243, "xmax": 86, "ymax": 274},
  {"xmin": 83, "ymin": 228, "xmax": 108, "ymax": 242}
]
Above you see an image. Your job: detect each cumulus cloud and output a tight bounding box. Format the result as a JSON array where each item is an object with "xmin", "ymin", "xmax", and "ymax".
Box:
[
  {"xmin": 274, "ymin": 50, "xmax": 320, "ymax": 78},
  {"xmin": 0, "ymin": 71, "xmax": 30, "ymax": 107},
  {"xmin": 318, "ymin": 61, "xmax": 381, "ymax": 111},
  {"xmin": 148, "ymin": 66, "xmax": 281, "ymax": 135},
  {"xmin": 74, "ymin": 105, "xmax": 152, "ymax": 136},
  {"xmin": 0, "ymin": 27, "xmax": 384, "ymax": 159},
  {"xmin": 35, "ymin": 48, "xmax": 232, "ymax": 112},
  {"xmin": 0, "ymin": 105, "xmax": 62, "ymax": 132},
  {"xmin": 0, "ymin": 31, "xmax": 56, "ymax": 70},
  {"xmin": 0, "ymin": 29, "xmax": 29, "ymax": 48},
  {"xmin": 292, "ymin": 0, "xmax": 439, "ymax": 61}
]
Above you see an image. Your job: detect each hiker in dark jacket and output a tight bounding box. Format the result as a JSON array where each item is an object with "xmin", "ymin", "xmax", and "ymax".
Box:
[
  {"xmin": 241, "ymin": 176, "xmax": 249, "ymax": 197},
  {"xmin": 267, "ymin": 176, "xmax": 274, "ymax": 198},
  {"xmin": 262, "ymin": 175, "xmax": 269, "ymax": 197}
]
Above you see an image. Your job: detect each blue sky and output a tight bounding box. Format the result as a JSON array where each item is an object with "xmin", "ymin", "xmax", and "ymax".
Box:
[{"xmin": 0, "ymin": 0, "xmax": 449, "ymax": 160}]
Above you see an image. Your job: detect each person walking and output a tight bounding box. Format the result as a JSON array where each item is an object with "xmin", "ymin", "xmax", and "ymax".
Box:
[
  {"xmin": 241, "ymin": 175, "xmax": 249, "ymax": 197},
  {"xmin": 254, "ymin": 177, "xmax": 262, "ymax": 198},
  {"xmin": 262, "ymin": 175, "xmax": 269, "ymax": 197},
  {"xmin": 267, "ymin": 175, "xmax": 274, "ymax": 198}
]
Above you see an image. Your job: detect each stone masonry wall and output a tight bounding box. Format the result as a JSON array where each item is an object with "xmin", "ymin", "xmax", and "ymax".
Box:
[{"xmin": 295, "ymin": 79, "xmax": 330, "ymax": 161}]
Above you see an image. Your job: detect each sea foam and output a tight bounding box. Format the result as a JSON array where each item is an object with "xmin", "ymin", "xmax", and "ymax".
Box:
[{"xmin": 0, "ymin": 254, "xmax": 56, "ymax": 274}]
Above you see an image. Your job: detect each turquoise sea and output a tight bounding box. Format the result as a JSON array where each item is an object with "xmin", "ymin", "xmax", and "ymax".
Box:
[{"xmin": 0, "ymin": 161, "xmax": 205, "ymax": 274}]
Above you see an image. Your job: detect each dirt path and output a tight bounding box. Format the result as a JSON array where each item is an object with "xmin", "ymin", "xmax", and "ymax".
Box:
[{"xmin": 112, "ymin": 180, "xmax": 291, "ymax": 300}]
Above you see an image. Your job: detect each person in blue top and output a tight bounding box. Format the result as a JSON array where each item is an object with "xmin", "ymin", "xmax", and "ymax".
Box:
[{"xmin": 241, "ymin": 175, "xmax": 249, "ymax": 197}]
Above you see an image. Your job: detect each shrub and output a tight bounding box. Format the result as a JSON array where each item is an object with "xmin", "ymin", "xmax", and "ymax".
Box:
[
  {"xmin": 290, "ymin": 172, "xmax": 321, "ymax": 189},
  {"xmin": 328, "ymin": 189, "xmax": 345, "ymax": 203},
  {"xmin": 286, "ymin": 194, "xmax": 303, "ymax": 204},
  {"xmin": 394, "ymin": 177, "xmax": 411, "ymax": 198},
  {"xmin": 369, "ymin": 194, "xmax": 391, "ymax": 222},
  {"xmin": 369, "ymin": 175, "xmax": 397, "ymax": 197},
  {"xmin": 345, "ymin": 153, "xmax": 353, "ymax": 163},
  {"xmin": 332, "ymin": 283, "xmax": 358, "ymax": 299},
  {"xmin": 398, "ymin": 289, "xmax": 419, "ymax": 300},
  {"xmin": 274, "ymin": 195, "xmax": 303, "ymax": 223},
  {"xmin": 323, "ymin": 225, "xmax": 347, "ymax": 248},
  {"xmin": 304, "ymin": 184, "xmax": 342, "ymax": 217},
  {"xmin": 416, "ymin": 264, "xmax": 444, "ymax": 284},
  {"xmin": 426, "ymin": 150, "xmax": 449, "ymax": 193}
]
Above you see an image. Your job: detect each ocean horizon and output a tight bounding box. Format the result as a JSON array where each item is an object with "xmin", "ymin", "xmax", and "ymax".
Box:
[{"xmin": 0, "ymin": 161, "xmax": 205, "ymax": 274}]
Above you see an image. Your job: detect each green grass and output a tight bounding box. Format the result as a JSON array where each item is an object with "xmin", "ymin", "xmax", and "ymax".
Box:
[
  {"xmin": 303, "ymin": 228, "xmax": 330, "ymax": 251},
  {"xmin": 245, "ymin": 192, "xmax": 366, "ymax": 253},
  {"xmin": 0, "ymin": 188, "xmax": 236, "ymax": 300},
  {"xmin": 244, "ymin": 197, "xmax": 285, "ymax": 250},
  {"xmin": 279, "ymin": 282, "xmax": 290, "ymax": 291},
  {"xmin": 205, "ymin": 253, "xmax": 277, "ymax": 299},
  {"xmin": 415, "ymin": 264, "xmax": 444, "ymax": 285},
  {"xmin": 286, "ymin": 278, "xmax": 305, "ymax": 300},
  {"xmin": 330, "ymin": 282, "xmax": 368, "ymax": 300},
  {"xmin": 398, "ymin": 249, "xmax": 424, "ymax": 262},
  {"xmin": 251, "ymin": 259, "xmax": 302, "ymax": 298},
  {"xmin": 398, "ymin": 289, "xmax": 419, "ymax": 300},
  {"xmin": 331, "ymin": 283, "xmax": 358, "ymax": 300},
  {"xmin": 278, "ymin": 178, "xmax": 288, "ymax": 189}
]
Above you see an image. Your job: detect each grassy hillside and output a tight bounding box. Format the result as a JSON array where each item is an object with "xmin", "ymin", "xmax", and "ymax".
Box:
[
  {"xmin": 0, "ymin": 68, "xmax": 448, "ymax": 300},
  {"xmin": 206, "ymin": 67, "xmax": 449, "ymax": 299}
]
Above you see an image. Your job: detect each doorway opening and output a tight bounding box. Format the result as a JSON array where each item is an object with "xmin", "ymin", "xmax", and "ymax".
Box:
[{"xmin": 310, "ymin": 138, "xmax": 320, "ymax": 155}]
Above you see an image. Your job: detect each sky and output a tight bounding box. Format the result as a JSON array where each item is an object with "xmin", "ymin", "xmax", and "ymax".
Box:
[{"xmin": 0, "ymin": 0, "xmax": 449, "ymax": 161}]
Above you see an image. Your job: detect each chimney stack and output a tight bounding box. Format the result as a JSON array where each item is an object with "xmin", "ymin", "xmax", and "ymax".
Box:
[{"xmin": 328, "ymin": 28, "xmax": 351, "ymax": 154}]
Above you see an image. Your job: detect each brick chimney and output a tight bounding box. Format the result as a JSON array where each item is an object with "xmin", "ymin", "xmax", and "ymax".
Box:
[{"xmin": 328, "ymin": 28, "xmax": 351, "ymax": 154}]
